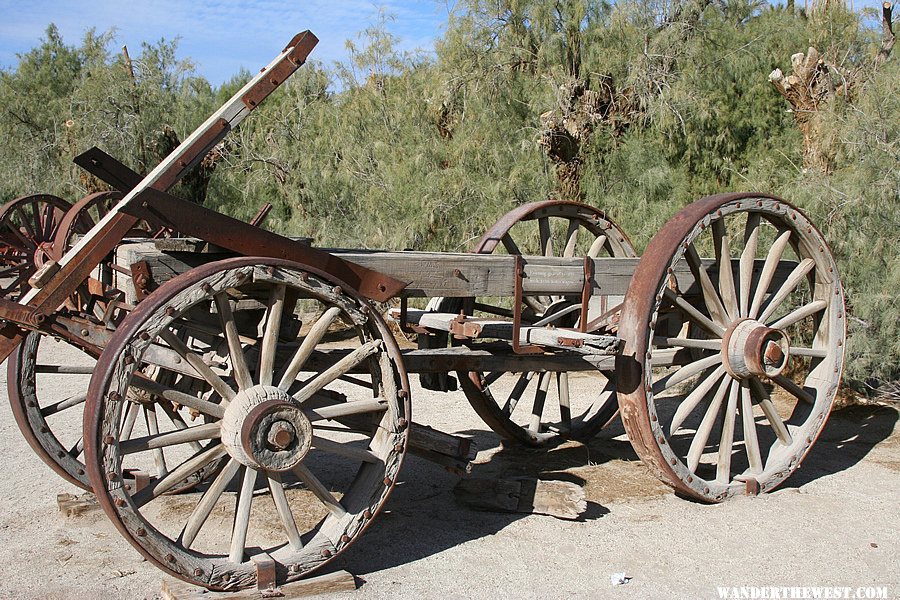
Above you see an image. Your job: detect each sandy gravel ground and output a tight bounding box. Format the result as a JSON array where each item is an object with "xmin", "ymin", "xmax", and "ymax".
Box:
[{"xmin": 0, "ymin": 340, "xmax": 897, "ymax": 600}]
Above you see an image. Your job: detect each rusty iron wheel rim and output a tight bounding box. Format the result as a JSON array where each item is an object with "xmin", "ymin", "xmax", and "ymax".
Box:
[
  {"xmin": 457, "ymin": 199, "xmax": 636, "ymax": 446},
  {"xmin": 616, "ymin": 193, "xmax": 845, "ymax": 502},
  {"xmin": 85, "ymin": 256, "xmax": 410, "ymax": 591}
]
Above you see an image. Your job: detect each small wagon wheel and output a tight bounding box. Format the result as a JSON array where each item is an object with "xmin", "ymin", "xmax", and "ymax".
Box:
[
  {"xmin": 85, "ymin": 257, "xmax": 409, "ymax": 590},
  {"xmin": 617, "ymin": 193, "xmax": 845, "ymax": 502},
  {"xmin": 0, "ymin": 194, "xmax": 71, "ymax": 297},
  {"xmin": 457, "ymin": 200, "xmax": 636, "ymax": 445}
]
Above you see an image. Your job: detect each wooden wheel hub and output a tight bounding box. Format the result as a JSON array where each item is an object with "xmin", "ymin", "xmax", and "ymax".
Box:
[
  {"xmin": 722, "ymin": 318, "xmax": 790, "ymax": 380},
  {"xmin": 221, "ymin": 386, "xmax": 313, "ymax": 471}
]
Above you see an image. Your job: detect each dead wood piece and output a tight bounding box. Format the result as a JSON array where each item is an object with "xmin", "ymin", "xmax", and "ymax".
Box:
[
  {"xmin": 160, "ymin": 570, "xmax": 357, "ymax": 599},
  {"xmin": 407, "ymin": 423, "xmax": 476, "ymax": 475},
  {"xmin": 453, "ymin": 477, "xmax": 586, "ymax": 520},
  {"xmin": 57, "ymin": 492, "xmax": 101, "ymax": 517}
]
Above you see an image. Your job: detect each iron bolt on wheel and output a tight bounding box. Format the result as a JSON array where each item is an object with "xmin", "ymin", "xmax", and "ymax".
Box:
[
  {"xmin": 85, "ymin": 257, "xmax": 409, "ymax": 591},
  {"xmin": 455, "ymin": 200, "xmax": 636, "ymax": 446},
  {"xmin": 617, "ymin": 193, "xmax": 845, "ymax": 502}
]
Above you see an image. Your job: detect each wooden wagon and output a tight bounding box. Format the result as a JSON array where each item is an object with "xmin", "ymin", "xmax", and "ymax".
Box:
[{"xmin": 0, "ymin": 31, "xmax": 845, "ymax": 592}]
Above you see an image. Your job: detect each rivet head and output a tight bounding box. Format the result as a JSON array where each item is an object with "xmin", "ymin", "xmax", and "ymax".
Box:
[
  {"xmin": 658, "ymin": 436, "xmax": 666, "ymax": 445},
  {"xmin": 57, "ymin": 451, "xmax": 65, "ymax": 458},
  {"xmin": 670, "ymin": 458, "xmax": 676, "ymax": 465},
  {"xmin": 114, "ymin": 498, "xmax": 126, "ymax": 507},
  {"xmin": 363, "ymin": 509, "xmax": 372, "ymax": 519},
  {"xmin": 194, "ymin": 568, "xmax": 203, "ymax": 577},
  {"xmin": 397, "ymin": 418, "xmax": 408, "ymax": 430},
  {"xmin": 687, "ymin": 476, "xmax": 693, "ymax": 483},
  {"xmin": 321, "ymin": 549, "xmax": 332, "ymax": 558},
  {"xmin": 27, "ymin": 401, "xmax": 36, "ymax": 407},
  {"xmin": 104, "ymin": 435, "xmax": 115, "ymax": 445},
  {"xmin": 383, "ymin": 476, "xmax": 393, "ymax": 486},
  {"xmin": 290, "ymin": 564, "xmax": 300, "ymax": 573},
  {"xmin": 106, "ymin": 471, "xmax": 117, "ymax": 481},
  {"xmin": 165, "ymin": 306, "xmax": 177, "ymax": 317},
  {"xmin": 136, "ymin": 528, "xmax": 146, "ymax": 537},
  {"xmin": 704, "ymin": 487, "xmax": 710, "ymax": 494},
  {"xmin": 139, "ymin": 332, "xmax": 151, "ymax": 341},
  {"xmin": 341, "ymin": 534, "xmax": 351, "ymax": 544},
  {"xmin": 166, "ymin": 554, "xmax": 175, "ymax": 563},
  {"xmin": 332, "ymin": 286, "xmax": 342, "ymax": 295},
  {"xmin": 393, "ymin": 442, "xmax": 404, "ymax": 453},
  {"xmin": 109, "ymin": 392, "xmax": 122, "ymax": 402}
]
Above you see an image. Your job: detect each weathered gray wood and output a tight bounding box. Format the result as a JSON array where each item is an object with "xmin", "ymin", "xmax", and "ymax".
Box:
[
  {"xmin": 453, "ymin": 477, "xmax": 586, "ymax": 520},
  {"xmin": 160, "ymin": 569, "xmax": 357, "ymax": 599},
  {"xmin": 57, "ymin": 492, "xmax": 100, "ymax": 517}
]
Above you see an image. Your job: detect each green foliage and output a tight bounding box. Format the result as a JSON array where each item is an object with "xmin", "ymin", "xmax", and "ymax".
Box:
[{"xmin": 0, "ymin": 6, "xmax": 896, "ymax": 386}]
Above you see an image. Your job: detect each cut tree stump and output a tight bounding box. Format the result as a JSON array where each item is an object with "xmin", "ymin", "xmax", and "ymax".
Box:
[
  {"xmin": 453, "ymin": 477, "xmax": 586, "ymax": 520},
  {"xmin": 161, "ymin": 570, "xmax": 357, "ymax": 599}
]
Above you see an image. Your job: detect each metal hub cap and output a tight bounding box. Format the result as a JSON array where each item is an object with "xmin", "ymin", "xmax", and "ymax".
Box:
[
  {"xmin": 221, "ymin": 385, "xmax": 313, "ymax": 471},
  {"xmin": 722, "ymin": 318, "xmax": 791, "ymax": 380}
]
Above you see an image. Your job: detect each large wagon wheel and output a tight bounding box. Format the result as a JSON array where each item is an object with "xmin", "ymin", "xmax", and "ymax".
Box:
[
  {"xmin": 0, "ymin": 194, "xmax": 71, "ymax": 297},
  {"xmin": 617, "ymin": 193, "xmax": 845, "ymax": 502},
  {"xmin": 85, "ymin": 257, "xmax": 409, "ymax": 590},
  {"xmin": 456, "ymin": 200, "xmax": 636, "ymax": 446},
  {"xmin": 8, "ymin": 332, "xmax": 96, "ymax": 489}
]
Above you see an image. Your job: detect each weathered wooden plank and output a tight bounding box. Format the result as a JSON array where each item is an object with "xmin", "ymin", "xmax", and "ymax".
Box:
[
  {"xmin": 453, "ymin": 477, "xmax": 586, "ymax": 520},
  {"xmin": 118, "ymin": 241, "xmax": 798, "ymax": 302},
  {"xmin": 160, "ymin": 569, "xmax": 357, "ymax": 599}
]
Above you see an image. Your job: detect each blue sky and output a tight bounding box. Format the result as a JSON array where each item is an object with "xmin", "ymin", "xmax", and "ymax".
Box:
[{"xmin": 0, "ymin": 0, "xmax": 449, "ymax": 85}]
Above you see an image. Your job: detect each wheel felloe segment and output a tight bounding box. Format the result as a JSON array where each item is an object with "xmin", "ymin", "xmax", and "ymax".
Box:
[
  {"xmin": 617, "ymin": 193, "xmax": 845, "ymax": 502},
  {"xmin": 85, "ymin": 257, "xmax": 409, "ymax": 590},
  {"xmin": 458, "ymin": 200, "xmax": 636, "ymax": 446}
]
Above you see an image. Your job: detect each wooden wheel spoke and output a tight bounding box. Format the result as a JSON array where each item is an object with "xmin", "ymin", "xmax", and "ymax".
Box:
[
  {"xmin": 214, "ymin": 292, "xmax": 253, "ymax": 392},
  {"xmin": 278, "ymin": 306, "xmax": 342, "ymax": 391},
  {"xmin": 749, "ymin": 378, "xmax": 792, "ymax": 445},
  {"xmin": 770, "ymin": 299, "xmax": 827, "ymax": 330},
  {"xmin": 132, "ymin": 444, "xmax": 227, "ymax": 507},
  {"xmin": 304, "ymin": 399, "xmax": 386, "ymax": 423},
  {"xmin": 771, "ymin": 374, "xmax": 816, "ymax": 405},
  {"xmin": 69, "ymin": 437, "xmax": 84, "ymax": 458},
  {"xmin": 789, "ymin": 346, "xmax": 827, "ymax": 358},
  {"xmin": 757, "ymin": 258, "xmax": 815, "ymax": 323},
  {"xmin": 563, "ymin": 219, "xmax": 579, "ymax": 257},
  {"xmin": 229, "ymin": 466, "xmax": 258, "ymax": 564},
  {"xmin": 749, "ymin": 229, "xmax": 792, "ymax": 319},
  {"xmin": 119, "ymin": 422, "xmax": 221, "ymax": 455},
  {"xmin": 557, "ymin": 372, "xmax": 571, "ymax": 430},
  {"xmin": 267, "ymin": 471, "xmax": 303, "ymax": 551},
  {"xmin": 159, "ymin": 329, "xmax": 236, "ymax": 402},
  {"xmin": 739, "ymin": 213, "xmax": 760, "ymax": 317},
  {"xmin": 529, "ymin": 372, "xmax": 550, "ymax": 432},
  {"xmin": 539, "ymin": 217, "xmax": 552, "ymax": 256},
  {"xmin": 131, "ymin": 375, "xmax": 226, "ymax": 419},
  {"xmin": 291, "ymin": 340, "xmax": 381, "ymax": 405},
  {"xmin": 685, "ymin": 243, "xmax": 729, "ymax": 326},
  {"xmin": 652, "ymin": 353, "xmax": 722, "ymax": 395},
  {"xmin": 144, "ymin": 406, "xmax": 169, "ymax": 478},
  {"xmin": 686, "ymin": 376, "xmax": 732, "ymax": 473},
  {"xmin": 669, "ymin": 366, "xmax": 726, "ymax": 434},
  {"xmin": 181, "ymin": 458, "xmax": 241, "ymax": 549},
  {"xmin": 258, "ymin": 284, "xmax": 286, "ymax": 386},
  {"xmin": 716, "ymin": 381, "xmax": 739, "ymax": 482},
  {"xmin": 713, "ymin": 221, "xmax": 739, "ymax": 319},
  {"xmin": 587, "ymin": 235, "xmax": 607, "ymax": 258},
  {"xmin": 292, "ymin": 463, "xmax": 346, "ymax": 518},
  {"xmin": 663, "ymin": 288, "xmax": 726, "ymax": 337},
  {"xmin": 740, "ymin": 382, "xmax": 763, "ymax": 474},
  {"xmin": 121, "ymin": 402, "xmax": 141, "ymax": 441},
  {"xmin": 312, "ymin": 435, "xmax": 381, "ymax": 463},
  {"xmin": 503, "ymin": 372, "xmax": 533, "ymax": 416},
  {"xmin": 500, "ymin": 233, "xmax": 521, "ymax": 255},
  {"xmin": 40, "ymin": 392, "xmax": 87, "ymax": 417}
]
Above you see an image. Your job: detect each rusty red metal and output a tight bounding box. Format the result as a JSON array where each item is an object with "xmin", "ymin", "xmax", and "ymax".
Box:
[{"xmin": 242, "ymin": 31, "xmax": 318, "ymax": 109}]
